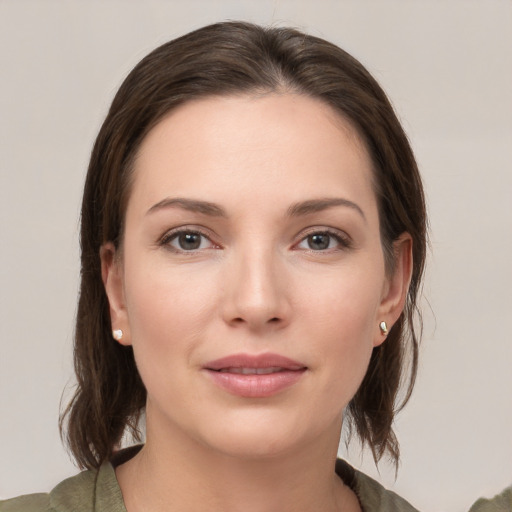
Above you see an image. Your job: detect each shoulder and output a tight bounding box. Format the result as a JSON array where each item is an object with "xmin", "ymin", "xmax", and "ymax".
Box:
[
  {"xmin": 0, "ymin": 463, "xmax": 123, "ymax": 512},
  {"xmin": 0, "ymin": 470, "xmax": 97, "ymax": 512},
  {"xmin": 0, "ymin": 493, "xmax": 52, "ymax": 512},
  {"xmin": 354, "ymin": 470, "xmax": 419, "ymax": 512},
  {"xmin": 335, "ymin": 459, "xmax": 419, "ymax": 512},
  {"xmin": 468, "ymin": 485, "xmax": 512, "ymax": 512}
]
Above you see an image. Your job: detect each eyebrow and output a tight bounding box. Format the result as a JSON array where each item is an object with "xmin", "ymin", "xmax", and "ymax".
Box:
[
  {"xmin": 287, "ymin": 198, "xmax": 366, "ymax": 221},
  {"xmin": 146, "ymin": 196, "xmax": 365, "ymax": 221},
  {"xmin": 146, "ymin": 197, "xmax": 227, "ymax": 217}
]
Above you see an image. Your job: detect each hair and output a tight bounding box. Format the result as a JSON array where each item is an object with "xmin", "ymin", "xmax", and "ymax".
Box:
[{"xmin": 60, "ymin": 21, "xmax": 427, "ymax": 470}]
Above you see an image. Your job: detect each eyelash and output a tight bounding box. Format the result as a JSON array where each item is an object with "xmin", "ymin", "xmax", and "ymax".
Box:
[
  {"xmin": 159, "ymin": 227, "xmax": 352, "ymax": 254},
  {"xmin": 295, "ymin": 228, "xmax": 353, "ymax": 252},
  {"xmin": 159, "ymin": 227, "xmax": 218, "ymax": 253}
]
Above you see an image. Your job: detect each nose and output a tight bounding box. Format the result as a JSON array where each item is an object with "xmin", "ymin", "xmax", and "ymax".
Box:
[{"xmin": 221, "ymin": 248, "xmax": 291, "ymax": 332}]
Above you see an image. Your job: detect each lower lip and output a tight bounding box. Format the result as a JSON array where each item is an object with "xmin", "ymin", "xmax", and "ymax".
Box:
[{"xmin": 204, "ymin": 369, "xmax": 306, "ymax": 398}]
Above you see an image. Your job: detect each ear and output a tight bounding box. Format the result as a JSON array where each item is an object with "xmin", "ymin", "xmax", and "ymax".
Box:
[
  {"xmin": 374, "ymin": 233, "xmax": 413, "ymax": 347},
  {"xmin": 100, "ymin": 242, "xmax": 131, "ymax": 346}
]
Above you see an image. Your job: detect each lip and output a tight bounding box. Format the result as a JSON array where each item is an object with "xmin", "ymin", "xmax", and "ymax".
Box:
[{"xmin": 203, "ymin": 353, "xmax": 307, "ymax": 398}]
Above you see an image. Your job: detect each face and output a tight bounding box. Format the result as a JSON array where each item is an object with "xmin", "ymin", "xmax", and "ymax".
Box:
[{"xmin": 102, "ymin": 93, "xmax": 410, "ymax": 460}]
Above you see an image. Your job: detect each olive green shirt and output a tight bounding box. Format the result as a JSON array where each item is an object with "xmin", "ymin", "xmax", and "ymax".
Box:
[
  {"xmin": 1, "ymin": 454, "xmax": 510, "ymax": 511},
  {"xmin": 0, "ymin": 456, "xmax": 419, "ymax": 512}
]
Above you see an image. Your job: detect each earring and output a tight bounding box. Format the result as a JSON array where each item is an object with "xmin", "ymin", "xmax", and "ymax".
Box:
[
  {"xmin": 379, "ymin": 321, "xmax": 388, "ymax": 336},
  {"xmin": 112, "ymin": 329, "xmax": 123, "ymax": 341}
]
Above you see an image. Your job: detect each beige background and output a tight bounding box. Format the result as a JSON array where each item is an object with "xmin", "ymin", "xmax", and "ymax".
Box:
[{"xmin": 1, "ymin": 1, "xmax": 511, "ymax": 510}]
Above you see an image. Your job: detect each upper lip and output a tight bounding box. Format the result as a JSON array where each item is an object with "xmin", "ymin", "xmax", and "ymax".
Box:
[{"xmin": 203, "ymin": 353, "xmax": 307, "ymax": 371}]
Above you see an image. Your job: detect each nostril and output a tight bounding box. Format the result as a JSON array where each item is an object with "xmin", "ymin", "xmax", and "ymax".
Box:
[{"xmin": 232, "ymin": 317, "xmax": 280, "ymax": 324}]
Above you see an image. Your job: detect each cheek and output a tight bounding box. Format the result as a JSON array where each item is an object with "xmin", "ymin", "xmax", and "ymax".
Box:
[
  {"xmin": 304, "ymin": 262, "xmax": 383, "ymax": 340},
  {"xmin": 301, "ymin": 265, "xmax": 383, "ymax": 399},
  {"xmin": 122, "ymin": 256, "xmax": 220, "ymax": 375}
]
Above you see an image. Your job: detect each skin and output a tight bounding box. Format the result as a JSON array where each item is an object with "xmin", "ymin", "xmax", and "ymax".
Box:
[{"xmin": 101, "ymin": 93, "xmax": 412, "ymax": 512}]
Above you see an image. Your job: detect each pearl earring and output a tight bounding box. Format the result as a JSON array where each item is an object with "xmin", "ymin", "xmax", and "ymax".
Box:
[
  {"xmin": 379, "ymin": 321, "xmax": 388, "ymax": 336},
  {"xmin": 112, "ymin": 329, "xmax": 123, "ymax": 341}
]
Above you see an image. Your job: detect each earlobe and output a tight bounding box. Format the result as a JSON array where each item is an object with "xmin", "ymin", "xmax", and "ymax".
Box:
[
  {"xmin": 100, "ymin": 242, "xmax": 131, "ymax": 346},
  {"xmin": 375, "ymin": 233, "xmax": 413, "ymax": 347}
]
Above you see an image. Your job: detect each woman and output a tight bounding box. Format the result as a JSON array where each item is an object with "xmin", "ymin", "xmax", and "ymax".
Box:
[{"xmin": 2, "ymin": 21, "xmax": 425, "ymax": 511}]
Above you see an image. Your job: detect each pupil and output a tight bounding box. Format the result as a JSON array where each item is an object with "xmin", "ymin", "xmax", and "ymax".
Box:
[
  {"xmin": 179, "ymin": 233, "xmax": 201, "ymax": 250},
  {"xmin": 308, "ymin": 234, "xmax": 330, "ymax": 250}
]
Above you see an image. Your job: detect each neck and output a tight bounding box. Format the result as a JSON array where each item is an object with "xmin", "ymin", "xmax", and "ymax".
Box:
[{"xmin": 116, "ymin": 407, "xmax": 359, "ymax": 512}]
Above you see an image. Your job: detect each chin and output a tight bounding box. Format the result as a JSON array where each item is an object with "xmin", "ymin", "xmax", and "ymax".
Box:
[
  {"xmin": 202, "ymin": 429, "xmax": 302, "ymax": 460},
  {"xmin": 193, "ymin": 409, "xmax": 334, "ymax": 461}
]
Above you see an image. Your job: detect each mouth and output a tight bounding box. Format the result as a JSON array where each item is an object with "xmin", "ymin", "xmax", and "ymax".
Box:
[
  {"xmin": 217, "ymin": 366, "xmax": 293, "ymax": 375},
  {"xmin": 203, "ymin": 353, "xmax": 307, "ymax": 398}
]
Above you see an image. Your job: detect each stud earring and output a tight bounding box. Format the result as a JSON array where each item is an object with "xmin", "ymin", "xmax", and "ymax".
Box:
[
  {"xmin": 112, "ymin": 329, "xmax": 123, "ymax": 341},
  {"xmin": 379, "ymin": 321, "xmax": 388, "ymax": 336}
]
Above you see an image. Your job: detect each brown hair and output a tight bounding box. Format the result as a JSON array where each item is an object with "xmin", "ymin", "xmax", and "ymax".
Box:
[{"xmin": 61, "ymin": 21, "xmax": 427, "ymax": 470}]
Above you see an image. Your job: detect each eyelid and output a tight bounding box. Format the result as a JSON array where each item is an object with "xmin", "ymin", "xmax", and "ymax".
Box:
[
  {"xmin": 159, "ymin": 225, "xmax": 221, "ymax": 252},
  {"xmin": 157, "ymin": 224, "xmax": 352, "ymax": 252},
  {"xmin": 293, "ymin": 226, "xmax": 353, "ymax": 251}
]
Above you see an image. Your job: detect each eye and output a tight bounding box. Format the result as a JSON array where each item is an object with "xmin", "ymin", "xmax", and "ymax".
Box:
[
  {"xmin": 296, "ymin": 230, "xmax": 351, "ymax": 251},
  {"xmin": 161, "ymin": 229, "xmax": 216, "ymax": 252}
]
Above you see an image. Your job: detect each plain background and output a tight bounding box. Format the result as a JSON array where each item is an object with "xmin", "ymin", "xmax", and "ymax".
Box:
[{"xmin": 1, "ymin": 1, "xmax": 511, "ymax": 510}]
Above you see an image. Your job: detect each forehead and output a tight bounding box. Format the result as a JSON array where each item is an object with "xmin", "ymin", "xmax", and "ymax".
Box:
[{"xmin": 128, "ymin": 93, "xmax": 376, "ymax": 218}]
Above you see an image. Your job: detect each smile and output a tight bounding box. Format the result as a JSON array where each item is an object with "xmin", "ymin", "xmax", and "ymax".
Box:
[
  {"xmin": 203, "ymin": 353, "xmax": 307, "ymax": 398},
  {"xmin": 218, "ymin": 367, "xmax": 288, "ymax": 375}
]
